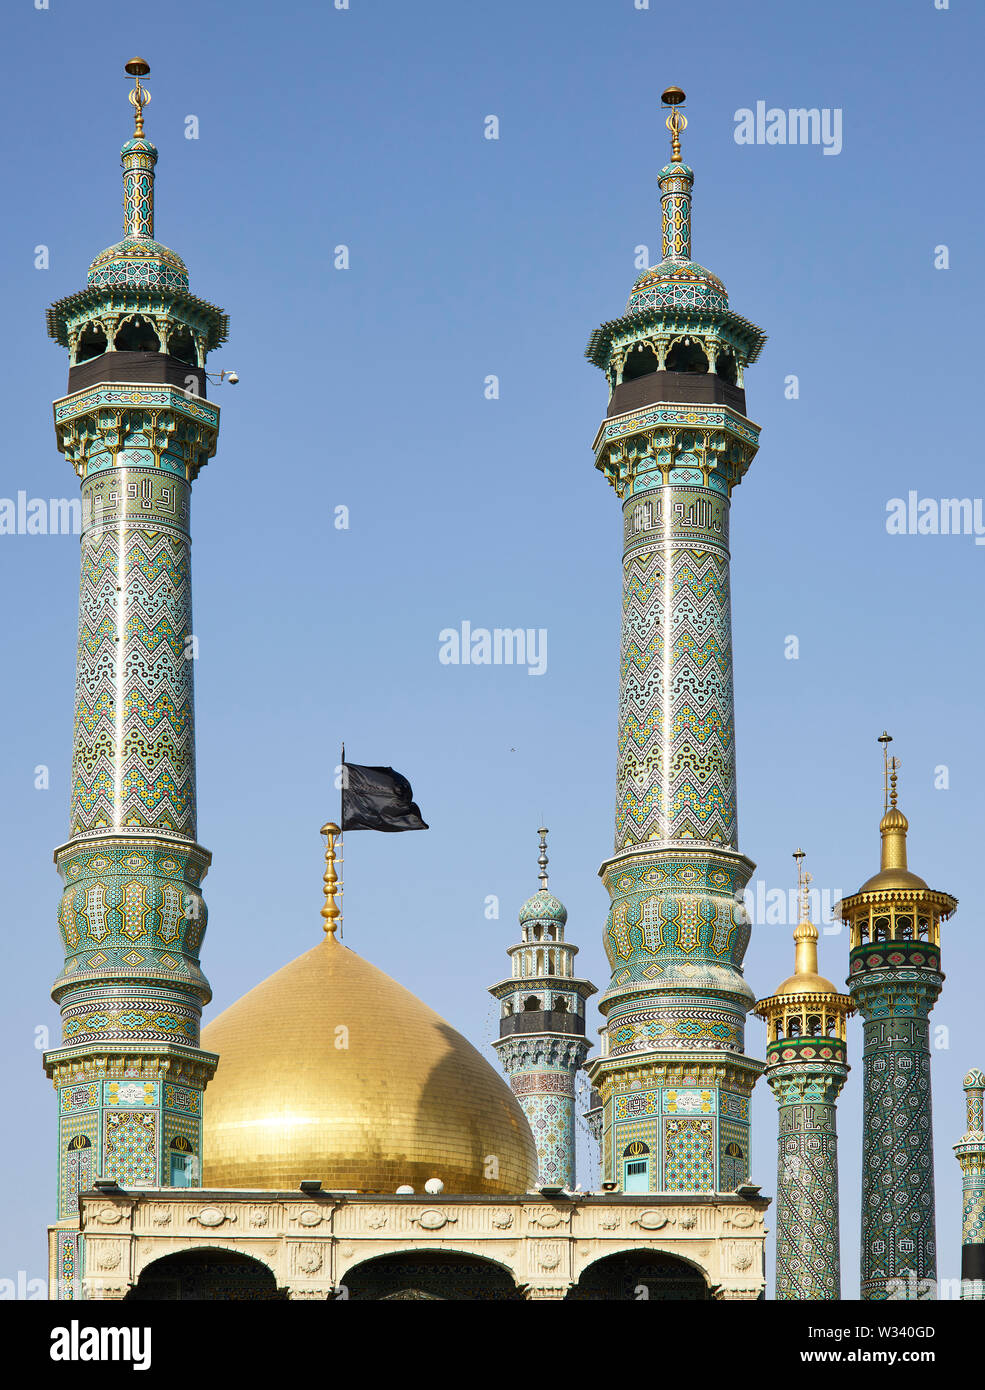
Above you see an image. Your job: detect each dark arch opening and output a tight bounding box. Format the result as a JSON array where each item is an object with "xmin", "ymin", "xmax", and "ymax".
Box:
[
  {"xmin": 566, "ymin": 1249, "xmax": 710, "ymax": 1301},
  {"xmin": 76, "ymin": 323, "xmax": 108, "ymax": 363},
  {"xmin": 715, "ymin": 347, "xmax": 738, "ymax": 384},
  {"xmin": 522, "ymin": 995, "xmax": 542, "ymax": 1011},
  {"xmin": 665, "ymin": 338, "xmax": 708, "ymax": 374},
  {"xmin": 341, "ymin": 1250, "xmax": 522, "ymax": 1301},
  {"xmin": 125, "ymin": 1248, "xmax": 285, "ymax": 1301},
  {"xmin": 622, "ymin": 344, "xmax": 659, "ymax": 381},
  {"xmin": 114, "ymin": 315, "xmax": 161, "ymax": 353},
  {"xmin": 168, "ymin": 326, "xmax": 197, "ymax": 365}
]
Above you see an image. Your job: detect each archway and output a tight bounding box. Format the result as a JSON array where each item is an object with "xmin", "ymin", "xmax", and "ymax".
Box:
[
  {"xmin": 125, "ymin": 1248, "xmax": 285, "ymax": 1301},
  {"xmin": 566, "ymin": 1249, "xmax": 710, "ymax": 1301},
  {"xmin": 340, "ymin": 1250, "xmax": 522, "ymax": 1301}
]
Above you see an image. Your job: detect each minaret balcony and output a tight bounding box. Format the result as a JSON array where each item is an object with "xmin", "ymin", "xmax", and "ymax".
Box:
[
  {"xmin": 499, "ymin": 1008, "xmax": 587, "ymax": 1040},
  {"xmin": 607, "ymin": 369, "xmax": 745, "ymax": 419},
  {"xmin": 67, "ymin": 349, "xmax": 207, "ymax": 398}
]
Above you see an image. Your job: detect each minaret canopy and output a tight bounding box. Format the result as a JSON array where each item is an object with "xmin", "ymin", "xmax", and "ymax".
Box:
[
  {"xmin": 586, "ymin": 88, "xmax": 766, "ymax": 372},
  {"xmin": 46, "ymin": 58, "xmax": 228, "ymax": 357}
]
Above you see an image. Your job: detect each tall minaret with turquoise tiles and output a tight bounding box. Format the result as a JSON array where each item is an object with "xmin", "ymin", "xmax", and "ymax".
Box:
[
  {"xmin": 42, "ymin": 59, "xmax": 228, "ymax": 1299},
  {"xmin": 584, "ymin": 88, "xmax": 767, "ymax": 1200}
]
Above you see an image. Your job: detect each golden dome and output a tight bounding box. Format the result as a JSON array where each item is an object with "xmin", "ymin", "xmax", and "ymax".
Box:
[
  {"xmin": 201, "ymin": 936, "xmax": 538, "ymax": 1195},
  {"xmin": 856, "ymin": 801, "xmax": 929, "ymax": 893},
  {"xmin": 771, "ymin": 920, "xmax": 840, "ymax": 998}
]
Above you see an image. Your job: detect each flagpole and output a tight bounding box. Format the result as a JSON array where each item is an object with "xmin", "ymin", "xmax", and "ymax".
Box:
[{"xmin": 339, "ymin": 742, "xmax": 345, "ymax": 940}]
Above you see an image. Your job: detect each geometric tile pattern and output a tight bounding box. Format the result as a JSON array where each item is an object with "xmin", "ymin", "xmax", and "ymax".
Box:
[
  {"xmin": 59, "ymin": 1110, "xmax": 98, "ymax": 1220},
  {"xmin": 617, "ymin": 505, "xmax": 735, "ymax": 848},
  {"xmin": 852, "ymin": 996, "xmax": 940, "ymax": 1300},
  {"xmin": 664, "ymin": 1116, "xmax": 714, "ymax": 1192},
  {"xmin": 57, "ymin": 1232, "xmax": 81, "ymax": 1302},
  {"xmin": 43, "ymin": 108, "xmax": 227, "ymax": 1299},
  {"xmin": 496, "ymin": 1036, "xmax": 588, "ymax": 1190},
  {"xmin": 120, "ymin": 138, "xmax": 158, "ymax": 241},
  {"xmin": 954, "ymin": 1069, "xmax": 985, "ymax": 1295},
  {"xmin": 584, "ymin": 134, "xmax": 766, "ymax": 1202},
  {"xmin": 104, "ymin": 1110, "xmax": 157, "ymax": 1184},
  {"xmin": 72, "ymin": 492, "xmax": 196, "ymax": 839},
  {"xmin": 765, "ymin": 1046, "xmax": 849, "ymax": 1303},
  {"xmin": 602, "ymin": 1084, "xmax": 750, "ymax": 1194}
]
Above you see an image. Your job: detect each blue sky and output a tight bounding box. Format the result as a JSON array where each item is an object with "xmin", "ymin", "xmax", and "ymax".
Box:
[{"xmin": 0, "ymin": 0, "xmax": 981, "ymax": 1297}]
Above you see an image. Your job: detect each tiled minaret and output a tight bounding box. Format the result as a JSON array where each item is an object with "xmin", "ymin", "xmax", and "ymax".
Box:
[
  {"xmin": 754, "ymin": 851, "xmax": 854, "ymax": 1300},
  {"xmin": 489, "ymin": 830, "xmax": 596, "ymax": 1189},
  {"xmin": 954, "ymin": 1068, "xmax": 985, "ymax": 1300},
  {"xmin": 584, "ymin": 88, "xmax": 767, "ymax": 1200},
  {"xmin": 840, "ymin": 734, "xmax": 956, "ymax": 1301},
  {"xmin": 42, "ymin": 60, "xmax": 228, "ymax": 1299}
]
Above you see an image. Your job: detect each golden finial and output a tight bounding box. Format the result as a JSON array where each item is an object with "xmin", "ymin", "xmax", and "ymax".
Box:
[
  {"xmin": 878, "ymin": 731, "xmax": 893, "ymax": 812},
  {"xmin": 661, "ymin": 85, "xmax": 687, "ymax": 162},
  {"xmin": 320, "ymin": 822, "xmax": 342, "ymax": 940},
  {"xmin": 125, "ymin": 56, "xmax": 151, "ymax": 138},
  {"xmin": 793, "ymin": 848, "xmax": 812, "ymax": 928},
  {"xmin": 537, "ymin": 826, "xmax": 549, "ymax": 892},
  {"xmin": 790, "ymin": 848, "xmax": 819, "ymax": 977}
]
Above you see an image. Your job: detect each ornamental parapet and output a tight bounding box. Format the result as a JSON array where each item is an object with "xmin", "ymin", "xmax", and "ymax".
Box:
[
  {"xmin": 42, "ymin": 1042, "xmax": 218, "ymax": 1089},
  {"xmin": 765, "ymin": 1035, "xmax": 847, "ymax": 1070},
  {"xmin": 848, "ymin": 939, "xmax": 945, "ymax": 1008},
  {"xmin": 52, "ymin": 383, "xmax": 220, "ymax": 481},
  {"xmin": 592, "ymin": 402, "xmax": 759, "ymax": 498},
  {"xmin": 66, "ymin": 1188, "xmax": 770, "ymax": 1301}
]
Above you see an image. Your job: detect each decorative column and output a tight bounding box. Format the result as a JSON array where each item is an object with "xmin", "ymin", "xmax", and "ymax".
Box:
[
  {"xmin": 584, "ymin": 88, "xmax": 767, "ymax": 1202},
  {"xmin": 754, "ymin": 851, "xmax": 854, "ymax": 1299},
  {"xmin": 954, "ymin": 1068, "xmax": 985, "ymax": 1299},
  {"xmin": 41, "ymin": 59, "xmax": 229, "ymax": 1299},
  {"xmin": 840, "ymin": 735, "xmax": 956, "ymax": 1301},
  {"xmin": 489, "ymin": 830, "xmax": 596, "ymax": 1188}
]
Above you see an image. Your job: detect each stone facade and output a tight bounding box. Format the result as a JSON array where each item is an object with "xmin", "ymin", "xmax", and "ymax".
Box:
[{"xmin": 58, "ymin": 1189, "xmax": 768, "ymax": 1301}]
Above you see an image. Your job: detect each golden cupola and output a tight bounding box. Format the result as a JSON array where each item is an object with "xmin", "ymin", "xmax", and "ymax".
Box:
[
  {"xmin": 201, "ymin": 825, "xmax": 538, "ymax": 1195},
  {"xmin": 839, "ymin": 735, "xmax": 956, "ymax": 962},
  {"xmin": 755, "ymin": 850, "xmax": 854, "ymax": 1049}
]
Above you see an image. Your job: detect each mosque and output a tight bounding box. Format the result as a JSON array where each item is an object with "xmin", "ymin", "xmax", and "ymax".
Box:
[{"xmin": 40, "ymin": 62, "xmax": 985, "ymax": 1301}]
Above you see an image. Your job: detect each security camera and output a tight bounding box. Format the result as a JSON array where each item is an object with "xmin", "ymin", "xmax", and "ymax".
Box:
[{"xmin": 226, "ymin": 371, "xmax": 239, "ymax": 385}]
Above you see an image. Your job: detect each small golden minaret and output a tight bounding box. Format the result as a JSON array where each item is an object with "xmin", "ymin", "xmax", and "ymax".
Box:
[
  {"xmin": 840, "ymin": 733, "xmax": 957, "ymax": 1300},
  {"xmin": 754, "ymin": 851, "xmax": 854, "ymax": 1300}
]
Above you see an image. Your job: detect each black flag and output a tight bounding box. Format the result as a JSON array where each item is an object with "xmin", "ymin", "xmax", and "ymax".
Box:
[{"xmin": 341, "ymin": 761, "xmax": 429, "ymax": 833}]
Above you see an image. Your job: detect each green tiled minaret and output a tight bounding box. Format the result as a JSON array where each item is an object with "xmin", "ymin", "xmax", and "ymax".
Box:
[
  {"xmin": 755, "ymin": 852, "xmax": 854, "ymax": 1299},
  {"xmin": 841, "ymin": 737, "xmax": 956, "ymax": 1300},
  {"xmin": 42, "ymin": 59, "xmax": 228, "ymax": 1299},
  {"xmin": 584, "ymin": 88, "xmax": 766, "ymax": 1198}
]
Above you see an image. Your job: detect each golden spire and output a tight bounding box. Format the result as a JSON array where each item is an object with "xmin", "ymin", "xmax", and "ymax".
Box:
[
  {"xmin": 876, "ymin": 732, "xmax": 911, "ymax": 873},
  {"xmin": 320, "ymin": 822, "xmax": 342, "ymax": 941},
  {"xmin": 753, "ymin": 848, "xmax": 855, "ymax": 1036},
  {"xmin": 125, "ymin": 56, "xmax": 151, "ymax": 137},
  {"xmin": 791, "ymin": 848, "xmax": 820, "ymax": 979},
  {"xmin": 661, "ymin": 85, "xmax": 687, "ymax": 161}
]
